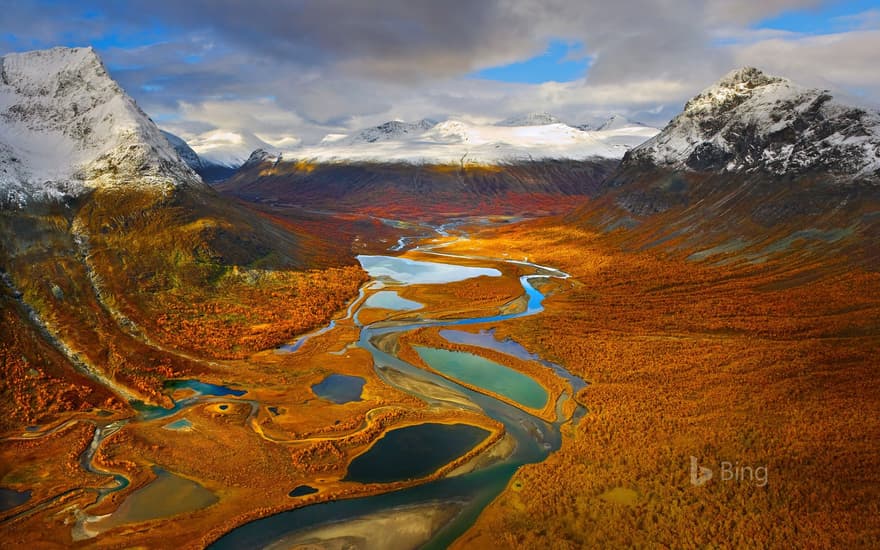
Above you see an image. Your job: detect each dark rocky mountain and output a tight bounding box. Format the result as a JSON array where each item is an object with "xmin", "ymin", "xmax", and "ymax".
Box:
[
  {"xmin": 624, "ymin": 67, "xmax": 880, "ymax": 179},
  {"xmin": 568, "ymin": 68, "xmax": 880, "ymax": 265}
]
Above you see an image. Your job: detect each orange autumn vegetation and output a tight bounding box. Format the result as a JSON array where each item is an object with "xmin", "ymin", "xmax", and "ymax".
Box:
[
  {"xmin": 146, "ymin": 265, "xmax": 368, "ymax": 359},
  {"xmin": 0, "ymin": 284, "xmax": 126, "ymax": 429},
  {"xmin": 449, "ymin": 220, "xmax": 880, "ymax": 549}
]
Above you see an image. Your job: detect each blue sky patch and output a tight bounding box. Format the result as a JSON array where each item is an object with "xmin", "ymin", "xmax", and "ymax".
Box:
[
  {"xmin": 471, "ymin": 40, "xmax": 591, "ymax": 84},
  {"xmin": 754, "ymin": 0, "xmax": 880, "ymax": 34}
]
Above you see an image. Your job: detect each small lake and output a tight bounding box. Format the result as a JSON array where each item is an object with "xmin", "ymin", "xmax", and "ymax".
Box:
[
  {"xmin": 357, "ymin": 255, "xmax": 501, "ymax": 285},
  {"xmin": 439, "ymin": 329, "xmax": 587, "ymax": 396},
  {"xmin": 166, "ymin": 379, "xmax": 247, "ymax": 397},
  {"xmin": 362, "ymin": 291, "xmax": 422, "ymax": 311},
  {"xmin": 344, "ymin": 423, "xmax": 490, "ymax": 484},
  {"xmin": 83, "ymin": 467, "xmax": 217, "ymax": 535},
  {"xmin": 415, "ymin": 346, "xmax": 548, "ymax": 410},
  {"xmin": 311, "ymin": 374, "xmax": 366, "ymax": 404},
  {"xmin": 288, "ymin": 485, "xmax": 319, "ymax": 497},
  {"xmin": 0, "ymin": 488, "xmax": 31, "ymax": 512},
  {"xmin": 440, "ymin": 329, "xmax": 540, "ymax": 362}
]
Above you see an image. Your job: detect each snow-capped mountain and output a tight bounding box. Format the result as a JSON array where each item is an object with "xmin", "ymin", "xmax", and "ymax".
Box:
[
  {"xmin": 161, "ymin": 130, "xmax": 202, "ymax": 170},
  {"xmin": 0, "ymin": 47, "xmax": 202, "ymax": 206},
  {"xmin": 596, "ymin": 114, "xmax": 646, "ymax": 131},
  {"xmin": 280, "ymin": 117, "xmax": 659, "ymax": 164},
  {"xmin": 575, "ymin": 114, "xmax": 645, "ymax": 132},
  {"xmin": 626, "ymin": 67, "xmax": 880, "ymax": 179},
  {"xmin": 160, "ymin": 129, "xmax": 242, "ymax": 182},
  {"xmin": 186, "ymin": 129, "xmax": 274, "ymax": 169},
  {"xmin": 340, "ymin": 119, "xmax": 438, "ymax": 145},
  {"xmin": 496, "ymin": 112, "xmax": 565, "ymax": 127},
  {"xmin": 240, "ymin": 148, "xmax": 282, "ymax": 170}
]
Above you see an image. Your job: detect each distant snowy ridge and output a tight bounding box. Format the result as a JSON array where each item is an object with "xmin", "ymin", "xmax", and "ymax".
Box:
[
  {"xmin": 595, "ymin": 114, "xmax": 646, "ymax": 131},
  {"xmin": 0, "ymin": 47, "xmax": 202, "ymax": 206},
  {"xmin": 628, "ymin": 67, "xmax": 880, "ymax": 179},
  {"xmin": 346, "ymin": 119, "xmax": 437, "ymax": 144},
  {"xmin": 278, "ymin": 116, "xmax": 659, "ymax": 164},
  {"xmin": 496, "ymin": 112, "xmax": 564, "ymax": 127}
]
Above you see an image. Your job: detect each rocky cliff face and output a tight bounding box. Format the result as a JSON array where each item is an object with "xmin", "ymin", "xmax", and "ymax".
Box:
[{"xmin": 625, "ymin": 67, "xmax": 880, "ymax": 181}]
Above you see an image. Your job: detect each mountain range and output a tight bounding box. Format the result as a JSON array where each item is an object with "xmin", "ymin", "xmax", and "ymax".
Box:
[{"xmin": 162, "ymin": 112, "xmax": 654, "ymax": 176}]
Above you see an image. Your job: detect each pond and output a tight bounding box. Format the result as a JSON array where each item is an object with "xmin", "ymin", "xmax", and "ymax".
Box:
[
  {"xmin": 288, "ymin": 485, "xmax": 319, "ymax": 497},
  {"xmin": 414, "ymin": 346, "xmax": 548, "ymax": 410},
  {"xmin": 344, "ymin": 423, "xmax": 490, "ymax": 484},
  {"xmin": 311, "ymin": 374, "xmax": 366, "ymax": 404},
  {"xmin": 0, "ymin": 488, "xmax": 31, "ymax": 512},
  {"xmin": 82, "ymin": 467, "xmax": 217, "ymax": 536},
  {"xmin": 162, "ymin": 418, "xmax": 193, "ymax": 431},
  {"xmin": 440, "ymin": 329, "xmax": 540, "ymax": 362},
  {"xmin": 362, "ymin": 291, "xmax": 422, "ymax": 311},
  {"xmin": 132, "ymin": 379, "xmax": 246, "ymax": 421}
]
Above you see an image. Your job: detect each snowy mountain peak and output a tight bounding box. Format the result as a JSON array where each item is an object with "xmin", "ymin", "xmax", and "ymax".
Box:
[
  {"xmin": 349, "ymin": 119, "xmax": 438, "ymax": 144},
  {"xmin": 626, "ymin": 67, "xmax": 880, "ymax": 179},
  {"xmin": 497, "ymin": 112, "xmax": 564, "ymax": 127},
  {"xmin": 596, "ymin": 114, "xmax": 645, "ymax": 131},
  {"xmin": 242, "ymin": 148, "xmax": 281, "ymax": 169},
  {"xmin": 0, "ymin": 46, "xmax": 202, "ymax": 207},
  {"xmin": 682, "ymin": 67, "xmax": 787, "ymax": 117}
]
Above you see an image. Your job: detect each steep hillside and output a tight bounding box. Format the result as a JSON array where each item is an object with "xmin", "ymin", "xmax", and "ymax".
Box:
[
  {"xmin": 0, "ymin": 47, "xmax": 369, "ymax": 416},
  {"xmin": 219, "ymin": 157, "xmax": 619, "ymax": 218},
  {"xmin": 0, "ymin": 47, "xmax": 202, "ymax": 206}
]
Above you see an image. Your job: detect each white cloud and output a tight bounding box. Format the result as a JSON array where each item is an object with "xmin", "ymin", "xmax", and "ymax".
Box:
[{"xmin": 9, "ymin": 0, "xmax": 875, "ymax": 156}]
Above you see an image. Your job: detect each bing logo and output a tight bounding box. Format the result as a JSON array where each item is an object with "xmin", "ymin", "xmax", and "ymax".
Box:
[{"xmin": 689, "ymin": 456, "xmax": 767, "ymax": 487}]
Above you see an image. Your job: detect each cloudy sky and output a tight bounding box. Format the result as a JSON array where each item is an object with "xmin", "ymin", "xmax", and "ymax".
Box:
[{"xmin": 2, "ymin": 0, "xmax": 879, "ymax": 163}]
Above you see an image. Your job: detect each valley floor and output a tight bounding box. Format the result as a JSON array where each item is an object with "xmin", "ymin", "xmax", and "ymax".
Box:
[{"xmin": 1, "ymin": 212, "xmax": 878, "ymax": 548}]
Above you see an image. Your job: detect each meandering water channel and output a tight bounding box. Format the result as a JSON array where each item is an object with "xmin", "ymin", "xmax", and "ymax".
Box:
[
  {"xmin": 2, "ymin": 221, "xmax": 587, "ymax": 548},
  {"xmin": 211, "ymin": 228, "xmax": 588, "ymax": 549}
]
